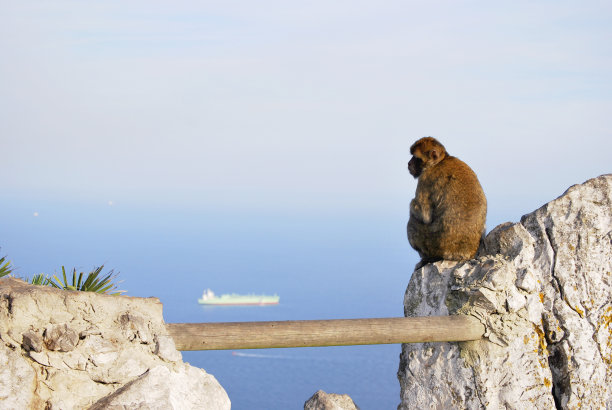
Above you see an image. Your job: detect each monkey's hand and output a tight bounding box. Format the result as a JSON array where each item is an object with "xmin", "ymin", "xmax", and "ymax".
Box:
[{"xmin": 410, "ymin": 199, "xmax": 432, "ymax": 224}]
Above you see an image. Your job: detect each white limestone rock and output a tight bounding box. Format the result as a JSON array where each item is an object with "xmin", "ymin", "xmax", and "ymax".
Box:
[
  {"xmin": 398, "ymin": 174, "xmax": 612, "ymax": 409},
  {"xmin": 304, "ymin": 389, "xmax": 360, "ymax": 410},
  {"xmin": 0, "ymin": 342, "xmax": 40, "ymax": 409},
  {"xmin": 90, "ymin": 364, "xmax": 230, "ymax": 410},
  {"xmin": 155, "ymin": 334, "xmax": 183, "ymax": 362},
  {"xmin": 0, "ymin": 277, "xmax": 230, "ymax": 409}
]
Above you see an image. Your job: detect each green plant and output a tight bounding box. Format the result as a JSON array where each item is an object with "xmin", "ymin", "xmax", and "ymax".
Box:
[
  {"xmin": 28, "ymin": 273, "xmax": 51, "ymax": 286},
  {"xmin": 0, "ymin": 255, "xmax": 13, "ymax": 278},
  {"xmin": 0, "ymin": 253, "xmax": 125, "ymax": 294},
  {"xmin": 49, "ymin": 265, "xmax": 124, "ymax": 295}
]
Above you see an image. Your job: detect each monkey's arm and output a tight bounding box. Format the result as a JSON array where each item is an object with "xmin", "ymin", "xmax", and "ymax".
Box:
[{"xmin": 410, "ymin": 194, "xmax": 433, "ymax": 224}]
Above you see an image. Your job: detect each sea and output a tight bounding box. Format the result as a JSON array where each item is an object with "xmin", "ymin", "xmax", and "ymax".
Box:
[{"xmin": 1, "ymin": 198, "xmax": 418, "ymax": 409}]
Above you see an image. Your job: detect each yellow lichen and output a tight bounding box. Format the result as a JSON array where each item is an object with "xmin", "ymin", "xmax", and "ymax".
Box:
[
  {"xmin": 563, "ymin": 295, "xmax": 585, "ymax": 318},
  {"xmin": 598, "ymin": 310, "xmax": 612, "ymax": 365},
  {"xmin": 533, "ymin": 324, "xmax": 548, "ymax": 356}
]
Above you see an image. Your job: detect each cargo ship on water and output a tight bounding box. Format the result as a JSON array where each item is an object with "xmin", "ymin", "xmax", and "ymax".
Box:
[{"xmin": 198, "ymin": 289, "xmax": 279, "ymax": 306}]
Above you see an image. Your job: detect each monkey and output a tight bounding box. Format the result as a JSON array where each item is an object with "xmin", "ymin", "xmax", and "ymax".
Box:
[{"xmin": 407, "ymin": 137, "xmax": 487, "ymax": 268}]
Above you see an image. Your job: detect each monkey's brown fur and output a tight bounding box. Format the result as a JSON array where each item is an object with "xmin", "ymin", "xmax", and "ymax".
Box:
[{"xmin": 407, "ymin": 137, "xmax": 487, "ymax": 266}]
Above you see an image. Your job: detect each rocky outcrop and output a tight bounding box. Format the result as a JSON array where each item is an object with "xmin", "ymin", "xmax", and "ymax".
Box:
[
  {"xmin": 0, "ymin": 278, "xmax": 230, "ymax": 409},
  {"xmin": 304, "ymin": 390, "xmax": 360, "ymax": 410},
  {"xmin": 398, "ymin": 174, "xmax": 612, "ymax": 409}
]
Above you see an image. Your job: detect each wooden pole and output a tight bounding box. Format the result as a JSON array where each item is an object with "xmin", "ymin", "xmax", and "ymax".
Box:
[{"xmin": 166, "ymin": 316, "xmax": 485, "ymax": 351}]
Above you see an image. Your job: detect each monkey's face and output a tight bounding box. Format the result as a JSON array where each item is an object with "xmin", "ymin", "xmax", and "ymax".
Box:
[
  {"xmin": 408, "ymin": 141, "xmax": 445, "ymax": 179},
  {"xmin": 408, "ymin": 156, "xmax": 423, "ymax": 178}
]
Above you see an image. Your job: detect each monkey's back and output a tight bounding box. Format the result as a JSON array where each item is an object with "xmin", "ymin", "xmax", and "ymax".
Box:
[{"xmin": 415, "ymin": 155, "xmax": 487, "ymax": 260}]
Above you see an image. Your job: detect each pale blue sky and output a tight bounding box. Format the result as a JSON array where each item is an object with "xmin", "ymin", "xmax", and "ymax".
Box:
[{"xmin": 2, "ymin": 1, "xmax": 611, "ymax": 222}]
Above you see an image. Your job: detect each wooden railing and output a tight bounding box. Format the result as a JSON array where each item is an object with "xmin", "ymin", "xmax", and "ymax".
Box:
[{"xmin": 166, "ymin": 315, "xmax": 484, "ymax": 351}]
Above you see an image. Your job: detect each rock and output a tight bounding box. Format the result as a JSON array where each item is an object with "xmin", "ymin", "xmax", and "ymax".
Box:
[
  {"xmin": 0, "ymin": 343, "xmax": 40, "ymax": 409},
  {"xmin": 44, "ymin": 323, "xmax": 79, "ymax": 352},
  {"xmin": 0, "ymin": 278, "xmax": 230, "ymax": 409},
  {"xmin": 21, "ymin": 329, "xmax": 43, "ymax": 352},
  {"xmin": 155, "ymin": 334, "xmax": 183, "ymax": 362},
  {"xmin": 90, "ymin": 365, "xmax": 231, "ymax": 410},
  {"xmin": 304, "ymin": 390, "xmax": 359, "ymax": 410},
  {"xmin": 398, "ymin": 174, "xmax": 612, "ymax": 409}
]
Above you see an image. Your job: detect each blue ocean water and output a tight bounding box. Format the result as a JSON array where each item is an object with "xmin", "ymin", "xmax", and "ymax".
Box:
[{"xmin": 1, "ymin": 199, "xmax": 416, "ymax": 409}]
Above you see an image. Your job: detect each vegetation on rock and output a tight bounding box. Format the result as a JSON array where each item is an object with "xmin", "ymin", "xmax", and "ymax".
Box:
[{"xmin": 0, "ymin": 251, "xmax": 123, "ymax": 295}]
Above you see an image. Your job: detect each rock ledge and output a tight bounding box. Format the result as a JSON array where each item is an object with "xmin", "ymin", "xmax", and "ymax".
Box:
[
  {"xmin": 0, "ymin": 278, "xmax": 230, "ymax": 409},
  {"xmin": 398, "ymin": 174, "xmax": 612, "ymax": 409}
]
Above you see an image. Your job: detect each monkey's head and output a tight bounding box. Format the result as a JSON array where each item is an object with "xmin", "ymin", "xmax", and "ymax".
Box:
[{"xmin": 408, "ymin": 137, "xmax": 447, "ymax": 178}]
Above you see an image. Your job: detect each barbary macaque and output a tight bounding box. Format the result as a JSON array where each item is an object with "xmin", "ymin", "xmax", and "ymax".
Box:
[{"xmin": 407, "ymin": 137, "xmax": 487, "ymax": 267}]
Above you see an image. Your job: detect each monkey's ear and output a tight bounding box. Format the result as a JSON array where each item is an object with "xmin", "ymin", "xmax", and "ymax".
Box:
[{"xmin": 429, "ymin": 149, "xmax": 440, "ymax": 162}]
